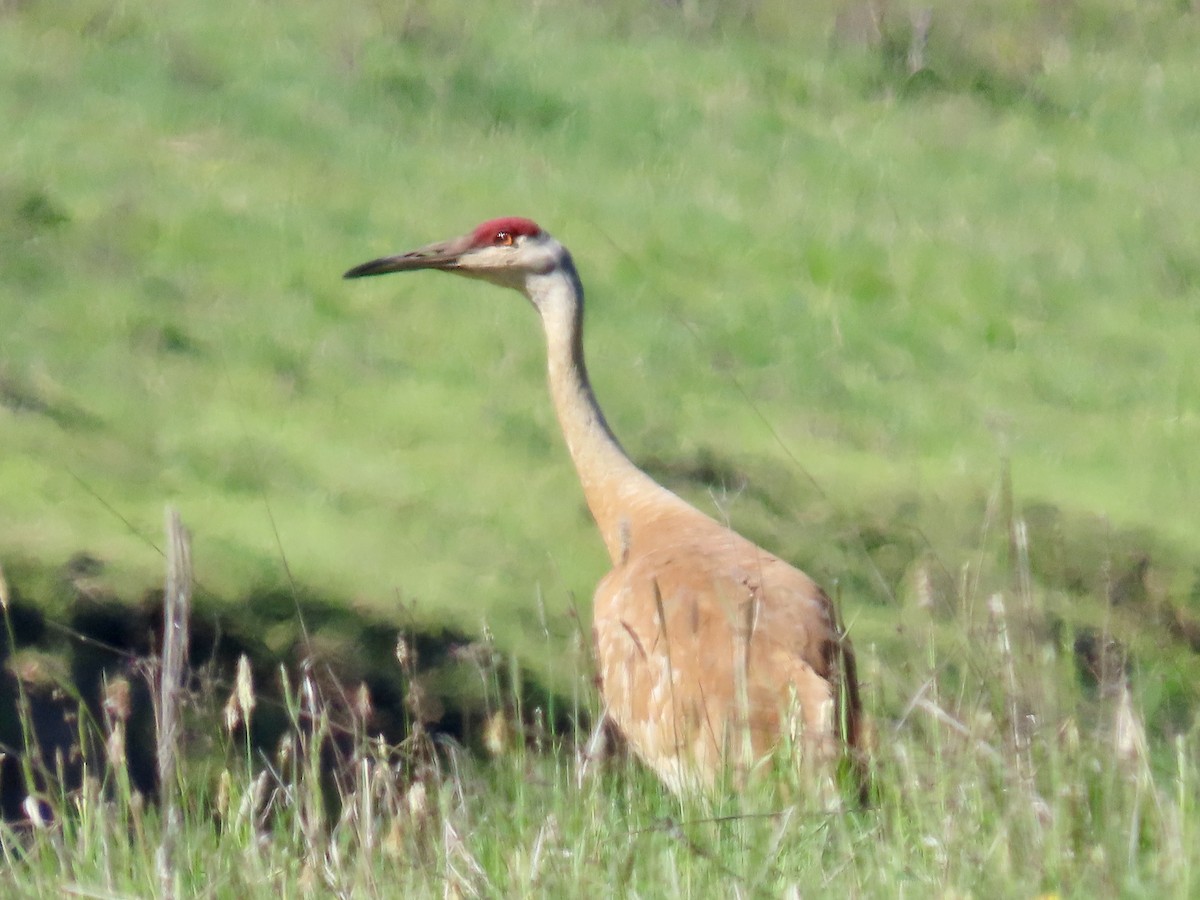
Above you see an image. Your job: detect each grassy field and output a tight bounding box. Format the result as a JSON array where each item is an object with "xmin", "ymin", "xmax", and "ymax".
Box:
[
  {"xmin": 2, "ymin": 0, "xmax": 1199, "ymax": 892},
  {"xmin": 1, "ymin": 550, "xmax": 1197, "ymax": 897}
]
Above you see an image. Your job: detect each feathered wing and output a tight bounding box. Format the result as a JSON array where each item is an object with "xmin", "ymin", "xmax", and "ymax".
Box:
[{"xmin": 592, "ymin": 515, "xmax": 861, "ymax": 793}]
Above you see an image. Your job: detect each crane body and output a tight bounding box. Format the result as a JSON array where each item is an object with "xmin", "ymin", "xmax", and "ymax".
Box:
[{"xmin": 345, "ymin": 217, "xmax": 863, "ymax": 795}]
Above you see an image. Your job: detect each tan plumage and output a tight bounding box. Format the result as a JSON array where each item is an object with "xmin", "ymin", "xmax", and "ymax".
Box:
[
  {"xmin": 345, "ymin": 217, "xmax": 863, "ymax": 796},
  {"xmin": 593, "ymin": 509, "xmax": 860, "ymax": 794}
]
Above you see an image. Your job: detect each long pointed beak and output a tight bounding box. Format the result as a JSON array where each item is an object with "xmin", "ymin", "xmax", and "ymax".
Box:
[{"xmin": 343, "ymin": 234, "xmax": 473, "ymax": 279}]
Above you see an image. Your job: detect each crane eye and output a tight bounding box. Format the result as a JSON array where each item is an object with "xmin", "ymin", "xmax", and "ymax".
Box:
[{"xmin": 495, "ymin": 231, "xmax": 514, "ymax": 246}]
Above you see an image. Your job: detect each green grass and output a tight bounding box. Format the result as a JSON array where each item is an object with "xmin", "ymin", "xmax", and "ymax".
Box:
[
  {"xmin": 1, "ymin": 565, "xmax": 1197, "ymax": 897},
  {"xmin": 1, "ymin": 0, "xmax": 1199, "ymax": 891}
]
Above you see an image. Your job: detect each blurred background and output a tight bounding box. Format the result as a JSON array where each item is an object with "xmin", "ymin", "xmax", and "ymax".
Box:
[{"xmin": 1, "ymin": 0, "xmax": 1197, "ymax": 736}]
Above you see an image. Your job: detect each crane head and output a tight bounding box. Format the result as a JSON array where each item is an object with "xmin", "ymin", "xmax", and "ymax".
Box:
[{"xmin": 344, "ymin": 217, "xmax": 563, "ymax": 293}]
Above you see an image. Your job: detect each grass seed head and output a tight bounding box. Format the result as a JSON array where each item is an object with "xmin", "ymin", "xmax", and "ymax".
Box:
[
  {"xmin": 223, "ymin": 693, "xmax": 241, "ymax": 733},
  {"xmin": 102, "ymin": 676, "xmax": 131, "ymax": 722},
  {"xmin": 396, "ymin": 636, "xmax": 414, "ymax": 670},
  {"xmin": 225, "ymin": 655, "xmax": 257, "ymax": 732},
  {"xmin": 106, "ymin": 722, "xmax": 126, "ymax": 768},
  {"xmin": 355, "ymin": 681, "xmax": 373, "ymax": 722},
  {"xmin": 483, "ymin": 710, "xmax": 510, "ymax": 757},
  {"xmin": 406, "ymin": 780, "xmax": 428, "ymax": 821},
  {"xmin": 235, "ymin": 655, "xmax": 256, "ymax": 719}
]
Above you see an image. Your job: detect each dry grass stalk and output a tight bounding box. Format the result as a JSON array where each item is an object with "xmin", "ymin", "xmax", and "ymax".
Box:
[{"xmin": 156, "ymin": 506, "xmax": 192, "ymax": 900}]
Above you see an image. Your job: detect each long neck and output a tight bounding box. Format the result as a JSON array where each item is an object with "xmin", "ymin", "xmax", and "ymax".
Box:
[{"xmin": 527, "ymin": 258, "xmax": 687, "ymax": 564}]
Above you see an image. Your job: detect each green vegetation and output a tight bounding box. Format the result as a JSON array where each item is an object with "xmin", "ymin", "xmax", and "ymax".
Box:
[
  {"xmin": 2, "ymin": 559, "xmax": 1198, "ymax": 897},
  {"xmin": 1, "ymin": 0, "xmax": 1198, "ymax": 893}
]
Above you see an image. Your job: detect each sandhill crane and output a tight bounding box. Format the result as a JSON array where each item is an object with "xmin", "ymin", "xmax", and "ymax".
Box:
[{"xmin": 345, "ymin": 217, "xmax": 864, "ymax": 796}]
